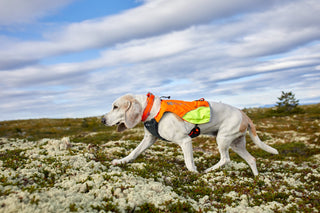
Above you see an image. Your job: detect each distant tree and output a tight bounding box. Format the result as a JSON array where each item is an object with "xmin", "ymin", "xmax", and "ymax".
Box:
[{"xmin": 276, "ymin": 91, "xmax": 302, "ymax": 114}]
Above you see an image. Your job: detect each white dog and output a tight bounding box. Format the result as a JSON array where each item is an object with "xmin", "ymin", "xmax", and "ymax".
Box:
[{"xmin": 102, "ymin": 93, "xmax": 278, "ymax": 176}]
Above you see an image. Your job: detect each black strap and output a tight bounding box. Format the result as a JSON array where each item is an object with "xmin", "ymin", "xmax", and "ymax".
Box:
[
  {"xmin": 144, "ymin": 118, "xmax": 168, "ymax": 141},
  {"xmin": 145, "ymin": 118, "xmax": 201, "ymax": 140},
  {"xmin": 160, "ymin": 96, "xmax": 170, "ymax": 99}
]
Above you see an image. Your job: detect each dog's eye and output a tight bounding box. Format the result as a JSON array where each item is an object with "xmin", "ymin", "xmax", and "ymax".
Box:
[{"xmin": 113, "ymin": 105, "xmax": 118, "ymax": 110}]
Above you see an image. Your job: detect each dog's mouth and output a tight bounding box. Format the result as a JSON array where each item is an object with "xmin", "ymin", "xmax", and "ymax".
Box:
[{"xmin": 116, "ymin": 122, "xmax": 127, "ymax": 132}]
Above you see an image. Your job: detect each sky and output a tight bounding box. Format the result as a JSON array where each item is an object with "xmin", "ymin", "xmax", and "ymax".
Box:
[{"xmin": 0, "ymin": 0, "xmax": 319, "ymax": 121}]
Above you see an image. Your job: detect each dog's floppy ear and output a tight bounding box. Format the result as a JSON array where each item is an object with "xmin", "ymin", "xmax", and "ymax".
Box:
[{"xmin": 124, "ymin": 98, "xmax": 142, "ymax": 129}]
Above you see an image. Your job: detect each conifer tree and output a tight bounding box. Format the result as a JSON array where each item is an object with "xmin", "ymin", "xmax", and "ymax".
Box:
[{"xmin": 276, "ymin": 91, "xmax": 300, "ymax": 113}]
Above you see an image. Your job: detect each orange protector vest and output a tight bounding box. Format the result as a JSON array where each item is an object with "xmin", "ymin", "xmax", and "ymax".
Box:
[{"xmin": 154, "ymin": 99, "xmax": 210, "ymax": 124}]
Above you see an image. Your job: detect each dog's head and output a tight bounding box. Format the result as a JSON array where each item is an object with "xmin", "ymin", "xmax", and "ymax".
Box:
[{"xmin": 102, "ymin": 94, "xmax": 142, "ymax": 132}]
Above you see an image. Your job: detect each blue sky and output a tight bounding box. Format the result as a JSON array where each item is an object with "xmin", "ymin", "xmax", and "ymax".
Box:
[{"xmin": 0, "ymin": 0, "xmax": 319, "ymax": 120}]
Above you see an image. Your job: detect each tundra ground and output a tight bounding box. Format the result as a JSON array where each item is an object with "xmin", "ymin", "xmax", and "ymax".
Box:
[{"xmin": 0, "ymin": 104, "xmax": 319, "ymax": 212}]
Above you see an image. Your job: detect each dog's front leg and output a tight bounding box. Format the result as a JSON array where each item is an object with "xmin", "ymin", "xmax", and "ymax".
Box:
[
  {"xmin": 111, "ymin": 129, "xmax": 157, "ymax": 165},
  {"xmin": 178, "ymin": 138, "xmax": 198, "ymax": 173}
]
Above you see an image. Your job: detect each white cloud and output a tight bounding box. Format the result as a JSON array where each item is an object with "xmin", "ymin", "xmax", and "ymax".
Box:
[
  {"xmin": 0, "ymin": 0, "xmax": 275, "ymax": 70},
  {"xmin": 0, "ymin": 0, "xmax": 75, "ymax": 25},
  {"xmin": 0, "ymin": 0, "xmax": 320, "ymax": 120},
  {"xmin": 226, "ymin": 0, "xmax": 320, "ymax": 57}
]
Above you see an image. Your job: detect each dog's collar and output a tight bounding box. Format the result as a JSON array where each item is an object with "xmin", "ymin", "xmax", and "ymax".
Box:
[{"xmin": 141, "ymin": 92, "xmax": 155, "ymax": 122}]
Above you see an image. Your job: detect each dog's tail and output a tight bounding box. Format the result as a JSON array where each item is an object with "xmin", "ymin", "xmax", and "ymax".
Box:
[{"xmin": 246, "ymin": 115, "xmax": 279, "ymax": 155}]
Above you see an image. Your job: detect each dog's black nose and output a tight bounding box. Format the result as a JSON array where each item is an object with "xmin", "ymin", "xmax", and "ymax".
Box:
[{"xmin": 101, "ymin": 117, "xmax": 106, "ymax": 125}]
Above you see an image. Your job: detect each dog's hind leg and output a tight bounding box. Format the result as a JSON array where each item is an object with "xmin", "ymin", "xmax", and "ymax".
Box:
[
  {"xmin": 230, "ymin": 136, "xmax": 258, "ymax": 176},
  {"xmin": 205, "ymin": 135, "xmax": 232, "ymax": 173}
]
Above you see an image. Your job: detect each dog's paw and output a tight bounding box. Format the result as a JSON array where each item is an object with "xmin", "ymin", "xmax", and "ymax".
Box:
[
  {"xmin": 190, "ymin": 169, "xmax": 199, "ymax": 174},
  {"xmin": 204, "ymin": 168, "xmax": 213, "ymax": 173},
  {"xmin": 111, "ymin": 159, "xmax": 123, "ymax": 165}
]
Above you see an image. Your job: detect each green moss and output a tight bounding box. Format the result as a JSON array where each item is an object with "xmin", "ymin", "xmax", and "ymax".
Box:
[
  {"xmin": 72, "ymin": 132, "xmax": 123, "ymax": 144},
  {"xmin": 0, "ymin": 185, "xmax": 11, "ymax": 196},
  {"xmin": 91, "ymin": 197, "xmax": 120, "ymax": 212},
  {"xmin": 165, "ymin": 200, "xmax": 196, "ymax": 212},
  {"xmin": 0, "ymin": 149, "xmax": 27, "ymax": 170},
  {"xmin": 134, "ymin": 203, "xmax": 161, "ymax": 212},
  {"xmin": 0, "ymin": 117, "xmax": 108, "ymax": 140},
  {"xmin": 255, "ymin": 142, "xmax": 319, "ymax": 164},
  {"xmin": 69, "ymin": 203, "xmax": 78, "ymax": 212},
  {"xmin": 30, "ymin": 195, "xmax": 39, "ymax": 205}
]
